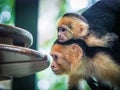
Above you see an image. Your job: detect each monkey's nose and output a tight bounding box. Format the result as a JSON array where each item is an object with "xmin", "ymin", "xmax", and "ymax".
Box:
[
  {"xmin": 51, "ymin": 63, "xmax": 56, "ymax": 69},
  {"xmin": 51, "ymin": 64, "xmax": 54, "ymax": 68},
  {"xmin": 58, "ymin": 32, "xmax": 62, "ymax": 37},
  {"xmin": 58, "ymin": 34, "xmax": 61, "ymax": 38}
]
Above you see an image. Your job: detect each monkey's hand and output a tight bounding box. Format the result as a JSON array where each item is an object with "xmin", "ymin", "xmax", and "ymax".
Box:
[
  {"xmin": 102, "ymin": 33, "xmax": 118, "ymax": 47},
  {"xmin": 86, "ymin": 77, "xmax": 99, "ymax": 90}
]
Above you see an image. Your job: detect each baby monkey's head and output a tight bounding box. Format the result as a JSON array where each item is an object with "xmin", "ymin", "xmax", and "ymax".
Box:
[{"xmin": 57, "ymin": 13, "xmax": 89, "ymax": 42}]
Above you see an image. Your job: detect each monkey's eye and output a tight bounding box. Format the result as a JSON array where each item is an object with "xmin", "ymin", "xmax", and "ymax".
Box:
[
  {"xmin": 58, "ymin": 27, "xmax": 66, "ymax": 32},
  {"xmin": 61, "ymin": 28, "xmax": 66, "ymax": 32},
  {"xmin": 53, "ymin": 55, "xmax": 58, "ymax": 60}
]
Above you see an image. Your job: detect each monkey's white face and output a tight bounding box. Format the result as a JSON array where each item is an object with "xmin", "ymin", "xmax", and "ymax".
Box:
[
  {"xmin": 57, "ymin": 25, "xmax": 73, "ymax": 42},
  {"xmin": 50, "ymin": 52, "xmax": 71, "ymax": 75},
  {"xmin": 50, "ymin": 44, "xmax": 71, "ymax": 75},
  {"xmin": 57, "ymin": 26, "xmax": 69, "ymax": 42}
]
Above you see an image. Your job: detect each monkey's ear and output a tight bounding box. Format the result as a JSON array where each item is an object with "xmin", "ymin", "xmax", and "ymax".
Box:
[
  {"xmin": 69, "ymin": 44, "xmax": 83, "ymax": 69},
  {"xmin": 78, "ymin": 23, "xmax": 89, "ymax": 37},
  {"xmin": 71, "ymin": 44, "xmax": 83, "ymax": 60}
]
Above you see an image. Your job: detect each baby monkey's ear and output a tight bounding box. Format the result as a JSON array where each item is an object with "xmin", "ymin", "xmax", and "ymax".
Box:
[{"xmin": 77, "ymin": 21, "xmax": 89, "ymax": 37}]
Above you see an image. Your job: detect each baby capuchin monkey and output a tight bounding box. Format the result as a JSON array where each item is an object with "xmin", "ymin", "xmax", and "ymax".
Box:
[
  {"xmin": 50, "ymin": 39, "xmax": 120, "ymax": 90},
  {"xmin": 57, "ymin": 13, "xmax": 118, "ymax": 47}
]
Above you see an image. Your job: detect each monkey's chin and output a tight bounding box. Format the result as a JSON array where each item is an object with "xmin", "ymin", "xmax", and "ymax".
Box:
[
  {"xmin": 58, "ymin": 39, "xmax": 67, "ymax": 42},
  {"xmin": 53, "ymin": 70, "xmax": 62, "ymax": 75}
]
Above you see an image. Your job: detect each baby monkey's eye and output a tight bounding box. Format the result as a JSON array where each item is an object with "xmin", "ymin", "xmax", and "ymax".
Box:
[
  {"xmin": 58, "ymin": 27, "xmax": 66, "ymax": 32},
  {"xmin": 61, "ymin": 28, "xmax": 66, "ymax": 32}
]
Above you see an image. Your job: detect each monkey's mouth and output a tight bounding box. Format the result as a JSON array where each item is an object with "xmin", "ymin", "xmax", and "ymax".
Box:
[
  {"xmin": 58, "ymin": 37, "xmax": 64, "ymax": 40},
  {"xmin": 52, "ymin": 70, "xmax": 61, "ymax": 75},
  {"xmin": 58, "ymin": 37, "xmax": 66, "ymax": 42}
]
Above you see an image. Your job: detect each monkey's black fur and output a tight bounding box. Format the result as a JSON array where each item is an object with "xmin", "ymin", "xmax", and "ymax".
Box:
[
  {"xmin": 63, "ymin": 13, "xmax": 88, "ymax": 24},
  {"xmin": 82, "ymin": 0, "xmax": 120, "ymax": 58}
]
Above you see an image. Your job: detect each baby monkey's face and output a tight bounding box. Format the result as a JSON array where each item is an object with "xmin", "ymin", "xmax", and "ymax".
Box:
[{"xmin": 57, "ymin": 25, "xmax": 73, "ymax": 42}]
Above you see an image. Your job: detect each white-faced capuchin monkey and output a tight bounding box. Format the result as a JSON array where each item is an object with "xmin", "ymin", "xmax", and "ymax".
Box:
[
  {"xmin": 57, "ymin": 13, "xmax": 118, "ymax": 47},
  {"xmin": 50, "ymin": 39, "xmax": 120, "ymax": 90}
]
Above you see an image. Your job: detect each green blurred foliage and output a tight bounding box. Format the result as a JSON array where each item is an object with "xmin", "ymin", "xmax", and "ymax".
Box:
[
  {"xmin": 49, "ymin": 76, "xmax": 68, "ymax": 90},
  {"xmin": 0, "ymin": 0, "xmax": 15, "ymax": 24},
  {"xmin": 56, "ymin": 0, "xmax": 67, "ymax": 19}
]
